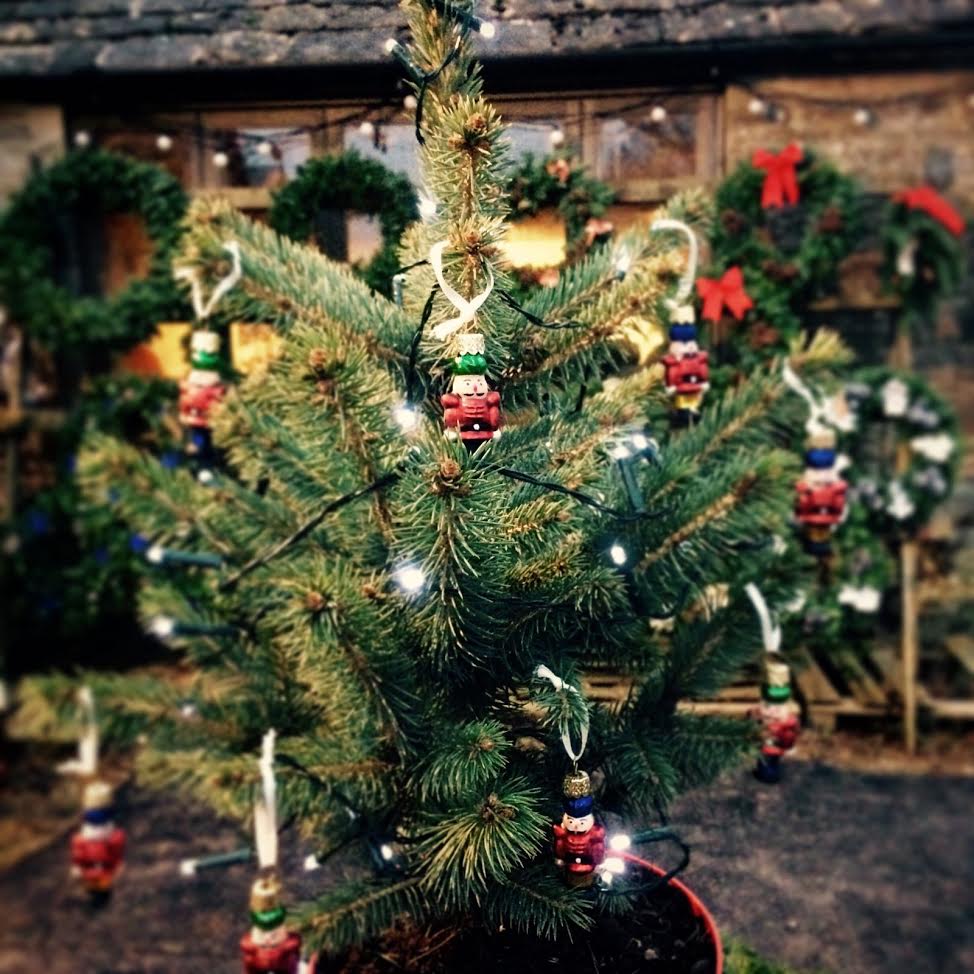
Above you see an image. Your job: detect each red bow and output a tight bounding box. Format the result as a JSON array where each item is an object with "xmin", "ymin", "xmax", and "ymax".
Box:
[
  {"xmin": 696, "ymin": 267, "xmax": 754, "ymax": 322},
  {"xmin": 893, "ymin": 185, "xmax": 965, "ymax": 237},
  {"xmin": 752, "ymin": 144, "xmax": 803, "ymax": 209}
]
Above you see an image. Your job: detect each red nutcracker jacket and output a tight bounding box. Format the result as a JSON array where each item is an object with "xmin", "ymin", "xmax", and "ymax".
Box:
[
  {"xmin": 661, "ymin": 351, "xmax": 710, "ymax": 395},
  {"xmin": 552, "ymin": 823, "xmax": 606, "ymax": 875},
  {"xmin": 795, "ymin": 478, "xmax": 847, "ymax": 527},
  {"xmin": 761, "ymin": 713, "xmax": 800, "ymax": 757},
  {"xmin": 441, "ymin": 390, "xmax": 502, "ymax": 443},
  {"xmin": 71, "ymin": 827, "xmax": 126, "ymax": 889},
  {"xmin": 240, "ymin": 930, "xmax": 302, "ymax": 974},
  {"xmin": 179, "ymin": 377, "xmax": 225, "ymax": 428}
]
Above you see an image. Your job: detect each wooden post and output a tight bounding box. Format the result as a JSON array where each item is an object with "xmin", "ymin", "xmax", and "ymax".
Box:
[{"xmin": 891, "ymin": 323, "xmax": 918, "ymax": 754}]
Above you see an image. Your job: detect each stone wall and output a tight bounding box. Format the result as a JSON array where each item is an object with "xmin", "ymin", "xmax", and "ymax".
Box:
[{"xmin": 0, "ymin": 104, "xmax": 62, "ymax": 204}]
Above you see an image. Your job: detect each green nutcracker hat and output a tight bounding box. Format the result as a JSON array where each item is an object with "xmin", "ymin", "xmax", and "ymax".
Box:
[
  {"xmin": 452, "ymin": 352, "xmax": 487, "ymax": 375},
  {"xmin": 451, "ymin": 332, "xmax": 488, "ymax": 376}
]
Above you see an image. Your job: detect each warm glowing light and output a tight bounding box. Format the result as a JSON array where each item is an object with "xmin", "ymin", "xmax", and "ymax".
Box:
[
  {"xmin": 384, "ymin": 38, "xmax": 400, "ymax": 54},
  {"xmin": 394, "ymin": 564, "xmax": 427, "ymax": 594},
  {"xmin": 609, "ymin": 544, "xmax": 628, "ymax": 567},
  {"xmin": 212, "ymin": 151, "xmax": 229, "ymax": 169},
  {"xmin": 609, "ymin": 833, "xmax": 632, "ymax": 852},
  {"xmin": 549, "ymin": 128, "xmax": 565, "ymax": 148},
  {"xmin": 650, "ymin": 105, "xmax": 667, "ymax": 124},
  {"xmin": 73, "ymin": 130, "xmax": 91, "ymax": 148},
  {"xmin": 393, "ymin": 404, "xmax": 420, "ymax": 433},
  {"xmin": 603, "ymin": 856, "xmax": 627, "ymax": 875},
  {"xmin": 479, "ymin": 21, "xmax": 496, "ymax": 39},
  {"xmin": 146, "ymin": 544, "xmax": 166, "ymax": 565},
  {"xmin": 150, "ymin": 615, "xmax": 175, "ymax": 638},
  {"xmin": 156, "ymin": 134, "xmax": 173, "ymax": 152}
]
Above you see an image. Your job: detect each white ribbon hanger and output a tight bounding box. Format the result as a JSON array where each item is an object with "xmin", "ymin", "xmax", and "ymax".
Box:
[
  {"xmin": 745, "ymin": 583, "xmax": 782, "ymax": 654},
  {"xmin": 175, "ymin": 241, "xmax": 242, "ymax": 322},
  {"xmin": 254, "ymin": 729, "xmax": 278, "ymax": 870},
  {"xmin": 58, "ymin": 685, "xmax": 99, "ymax": 776},
  {"xmin": 536, "ymin": 664, "xmax": 590, "ymax": 764},
  {"xmin": 428, "ymin": 240, "xmax": 494, "ymax": 342},
  {"xmin": 649, "ymin": 218, "xmax": 699, "ymax": 313},
  {"xmin": 782, "ymin": 361, "xmax": 831, "ymax": 437}
]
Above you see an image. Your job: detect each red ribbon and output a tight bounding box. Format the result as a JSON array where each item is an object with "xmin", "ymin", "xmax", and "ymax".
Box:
[
  {"xmin": 752, "ymin": 143, "xmax": 803, "ymax": 209},
  {"xmin": 893, "ymin": 185, "xmax": 965, "ymax": 237},
  {"xmin": 696, "ymin": 267, "xmax": 754, "ymax": 322}
]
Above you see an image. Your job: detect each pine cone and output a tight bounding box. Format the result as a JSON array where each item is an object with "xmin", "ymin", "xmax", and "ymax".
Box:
[
  {"xmin": 720, "ymin": 209, "xmax": 746, "ymax": 235},
  {"xmin": 818, "ymin": 206, "xmax": 843, "ymax": 233}
]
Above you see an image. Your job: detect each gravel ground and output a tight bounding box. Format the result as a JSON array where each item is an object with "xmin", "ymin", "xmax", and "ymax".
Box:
[{"xmin": 0, "ymin": 760, "xmax": 972, "ymax": 974}]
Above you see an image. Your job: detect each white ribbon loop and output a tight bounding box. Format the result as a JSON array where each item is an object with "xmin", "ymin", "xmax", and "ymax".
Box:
[
  {"xmin": 429, "ymin": 240, "xmax": 494, "ymax": 342},
  {"xmin": 650, "ymin": 218, "xmax": 699, "ymax": 307},
  {"xmin": 535, "ymin": 664, "xmax": 590, "ymax": 764},
  {"xmin": 254, "ymin": 729, "xmax": 278, "ymax": 870},
  {"xmin": 745, "ymin": 583, "xmax": 782, "ymax": 654},
  {"xmin": 782, "ymin": 360, "xmax": 829, "ymax": 437},
  {"xmin": 58, "ymin": 685, "xmax": 99, "ymax": 776},
  {"xmin": 175, "ymin": 241, "xmax": 242, "ymax": 322}
]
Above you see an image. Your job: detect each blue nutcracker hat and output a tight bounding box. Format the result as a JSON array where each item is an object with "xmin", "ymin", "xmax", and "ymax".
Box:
[
  {"xmin": 805, "ymin": 447, "xmax": 837, "ymax": 469},
  {"xmin": 669, "ymin": 323, "xmax": 698, "ymax": 342},
  {"xmin": 563, "ymin": 793, "xmax": 594, "ymax": 817}
]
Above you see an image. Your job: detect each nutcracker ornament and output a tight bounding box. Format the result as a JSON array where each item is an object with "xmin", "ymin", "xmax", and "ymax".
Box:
[
  {"xmin": 794, "ymin": 428, "xmax": 848, "ymax": 557},
  {"xmin": 179, "ymin": 329, "xmax": 226, "ymax": 469},
  {"xmin": 242, "ymin": 873, "xmax": 303, "ymax": 974},
  {"xmin": 661, "ymin": 312, "xmax": 710, "ymax": 428},
  {"xmin": 70, "ymin": 780, "xmax": 127, "ymax": 902},
  {"xmin": 753, "ymin": 660, "xmax": 801, "ymax": 784},
  {"xmin": 650, "ymin": 218, "xmax": 708, "ymax": 428},
  {"xmin": 745, "ymin": 584, "xmax": 800, "ymax": 785},
  {"xmin": 60, "ymin": 687, "xmax": 127, "ymax": 903},
  {"xmin": 240, "ymin": 730, "xmax": 310, "ymax": 974},
  {"xmin": 553, "ymin": 769, "xmax": 606, "ymax": 887},
  {"xmin": 440, "ymin": 332, "xmax": 502, "ymax": 450},
  {"xmin": 174, "ymin": 240, "xmax": 242, "ymax": 478}
]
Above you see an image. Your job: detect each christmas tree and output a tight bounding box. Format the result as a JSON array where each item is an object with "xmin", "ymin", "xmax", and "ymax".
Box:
[{"xmin": 30, "ymin": 1, "xmax": 847, "ymax": 967}]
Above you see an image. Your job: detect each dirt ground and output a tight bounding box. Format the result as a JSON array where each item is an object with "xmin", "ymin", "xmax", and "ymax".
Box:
[{"xmin": 0, "ymin": 747, "xmax": 972, "ymax": 974}]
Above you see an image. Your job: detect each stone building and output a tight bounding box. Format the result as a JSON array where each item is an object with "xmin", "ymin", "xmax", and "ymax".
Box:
[{"xmin": 1, "ymin": 0, "xmax": 972, "ymax": 386}]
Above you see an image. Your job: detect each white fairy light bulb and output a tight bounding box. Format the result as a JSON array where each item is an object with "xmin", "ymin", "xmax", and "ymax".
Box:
[
  {"xmin": 609, "ymin": 834, "xmax": 632, "ymax": 852},
  {"xmin": 549, "ymin": 127, "xmax": 565, "ymax": 148},
  {"xmin": 303, "ymin": 854, "xmax": 321, "ymax": 872},
  {"xmin": 479, "ymin": 20, "xmax": 496, "ymax": 39},
  {"xmin": 403, "ymin": 94, "xmax": 418, "ymax": 111},
  {"xmin": 630, "ymin": 432, "xmax": 649, "ymax": 451},
  {"xmin": 614, "ymin": 249, "xmax": 632, "ymax": 280},
  {"xmin": 609, "ymin": 543, "xmax": 628, "ymax": 567},
  {"xmin": 212, "ymin": 151, "xmax": 229, "ymax": 169},
  {"xmin": 359, "ymin": 120, "xmax": 375, "ymax": 137},
  {"xmin": 379, "ymin": 843, "xmax": 395, "ymax": 861},
  {"xmin": 603, "ymin": 856, "xmax": 627, "ymax": 875},
  {"xmin": 145, "ymin": 544, "xmax": 166, "ymax": 565},
  {"xmin": 73, "ymin": 130, "xmax": 91, "ymax": 148},
  {"xmin": 393, "ymin": 403, "xmax": 419, "ymax": 433},
  {"xmin": 853, "ymin": 107, "xmax": 875, "ymax": 127},
  {"xmin": 748, "ymin": 97, "xmax": 767, "ymax": 116},
  {"xmin": 149, "ymin": 615, "xmax": 175, "ymax": 638},
  {"xmin": 649, "ymin": 105, "xmax": 667, "ymax": 124},
  {"xmin": 384, "ymin": 38, "xmax": 400, "ymax": 54},
  {"xmin": 156, "ymin": 133, "xmax": 173, "ymax": 152},
  {"xmin": 256, "ymin": 140, "xmax": 273, "ymax": 157},
  {"xmin": 394, "ymin": 563, "xmax": 426, "ymax": 595}
]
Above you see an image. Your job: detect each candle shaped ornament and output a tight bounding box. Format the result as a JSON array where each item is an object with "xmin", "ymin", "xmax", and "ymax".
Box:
[
  {"xmin": 179, "ymin": 330, "xmax": 226, "ymax": 465},
  {"xmin": 661, "ymin": 307, "xmax": 710, "ymax": 428},
  {"xmin": 440, "ymin": 332, "xmax": 502, "ymax": 450},
  {"xmin": 552, "ymin": 769, "xmax": 606, "ymax": 887},
  {"xmin": 753, "ymin": 659, "xmax": 801, "ymax": 784},
  {"xmin": 70, "ymin": 780, "xmax": 126, "ymax": 902},
  {"xmin": 794, "ymin": 428, "xmax": 847, "ymax": 556}
]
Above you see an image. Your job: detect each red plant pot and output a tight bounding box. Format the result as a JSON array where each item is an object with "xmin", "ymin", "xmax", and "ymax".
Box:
[{"xmin": 624, "ymin": 853, "xmax": 723, "ymax": 974}]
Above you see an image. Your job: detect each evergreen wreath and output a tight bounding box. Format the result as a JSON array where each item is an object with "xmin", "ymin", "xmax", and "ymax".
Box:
[
  {"xmin": 267, "ymin": 151, "xmax": 418, "ymax": 296},
  {"xmin": 506, "ymin": 151, "xmax": 615, "ymax": 263},
  {"xmin": 881, "ymin": 187, "xmax": 966, "ymax": 320},
  {"xmin": 708, "ymin": 150, "xmax": 862, "ymax": 356},
  {"xmin": 0, "ymin": 148, "xmax": 189, "ymax": 357},
  {"xmin": 844, "ymin": 366, "xmax": 959, "ymax": 535}
]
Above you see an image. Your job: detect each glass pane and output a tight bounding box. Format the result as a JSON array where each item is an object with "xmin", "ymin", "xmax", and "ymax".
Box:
[
  {"xmin": 595, "ymin": 98, "xmax": 700, "ymax": 182},
  {"xmin": 343, "ymin": 122, "xmax": 420, "ymax": 184}
]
